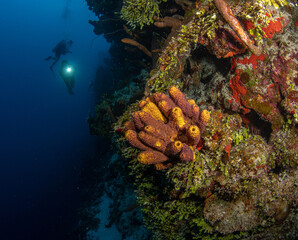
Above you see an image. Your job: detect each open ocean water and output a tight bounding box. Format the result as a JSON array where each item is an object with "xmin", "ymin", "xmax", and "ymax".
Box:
[{"xmin": 0, "ymin": 0, "xmax": 110, "ymax": 239}]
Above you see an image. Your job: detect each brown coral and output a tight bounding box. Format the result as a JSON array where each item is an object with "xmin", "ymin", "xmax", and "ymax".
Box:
[
  {"xmin": 125, "ymin": 86, "xmax": 210, "ymax": 169},
  {"xmin": 121, "ymin": 38, "xmax": 152, "ymax": 58},
  {"xmin": 213, "ymin": 0, "xmax": 262, "ymax": 56}
]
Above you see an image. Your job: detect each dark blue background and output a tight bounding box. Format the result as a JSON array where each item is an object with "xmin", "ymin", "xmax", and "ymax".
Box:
[{"xmin": 0, "ymin": 0, "xmax": 109, "ymax": 239}]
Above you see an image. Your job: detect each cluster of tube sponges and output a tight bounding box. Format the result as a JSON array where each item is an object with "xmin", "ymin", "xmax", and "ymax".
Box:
[{"xmin": 124, "ymin": 86, "xmax": 210, "ymax": 170}]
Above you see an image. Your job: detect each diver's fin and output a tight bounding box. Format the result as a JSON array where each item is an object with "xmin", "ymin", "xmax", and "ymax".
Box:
[
  {"xmin": 44, "ymin": 56, "xmax": 53, "ymax": 61},
  {"xmin": 68, "ymin": 88, "xmax": 74, "ymax": 95}
]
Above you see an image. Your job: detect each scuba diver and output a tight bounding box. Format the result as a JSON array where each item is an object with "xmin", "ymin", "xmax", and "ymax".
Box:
[
  {"xmin": 45, "ymin": 40, "xmax": 73, "ymax": 71},
  {"xmin": 59, "ymin": 60, "xmax": 76, "ymax": 94}
]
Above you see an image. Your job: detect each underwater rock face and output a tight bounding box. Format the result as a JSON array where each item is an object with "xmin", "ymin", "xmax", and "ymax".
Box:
[
  {"xmin": 87, "ymin": 0, "xmax": 298, "ymax": 239},
  {"xmin": 124, "ymin": 86, "xmax": 210, "ymax": 169},
  {"xmin": 204, "ymin": 194, "xmax": 259, "ymax": 234},
  {"xmin": 270, "ymin": 124, "xmax": 298, "ymax": 168},
  {"xmin": 225, "ymin": 10, "xmax": 297, "ymax": 130}
]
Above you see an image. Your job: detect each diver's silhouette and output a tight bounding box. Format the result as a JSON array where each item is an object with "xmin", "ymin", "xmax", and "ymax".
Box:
[
  {"xmin": 45, "ymin": 40, "xmax": 73, "ymax": 71},
  {"xmin": 59, "ymin": 60, "xmax": 76, "ymax": 95}
]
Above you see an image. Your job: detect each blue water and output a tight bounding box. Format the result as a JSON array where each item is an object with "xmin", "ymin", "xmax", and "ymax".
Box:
[{"xmin": 0, "ymin": 1, "xmax": 109, "ymax": 239}]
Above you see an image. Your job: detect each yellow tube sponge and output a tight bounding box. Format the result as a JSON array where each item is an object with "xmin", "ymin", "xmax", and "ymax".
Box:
[
  {"xmin": 140, "ymin": 101, "xmax": 167, "ymax": 123},
  {"xmin": 169, "ymin": 86, "xmax": 193, "ymax": 118},
  {"xmin": 125, "ymin": 130, "xmax": 151, "ymax": 151},
  {"xmin": 187, "ymin": 99, "xmax": 196, "ymax": 106},
  {"xmin": 200, "ymin": 109, "xmax": 211, "ymax": 126},
  {"xmin": 144, "ymin": 125, "xmax": 169, "ymax": 143},
  {"xmin": 138, "ymin": 100, "xmax": 148, "ymax": 109},
  {"xmin": 179, "ymin": 144, "xmax": 195, "ymax": 162},
  {"xmin": 155, "ymin": 162, "xmax": 173, "ymax": 170},
  {"xmin": 139, "ymin": 131, "xmax": 167, "ymax": 152},
  {"xmin": 138, "ymin": 111, "xmax": 177, "ymax": 138},
  {"xmin": 124, "ymin": 85, "xmax": 211, "ymax": 169},
  {"xmin": 158, "ymin": 100, "xmax": 175, "ymax": 118},
  {"xmin": 132, "ymin": 112, "xmax": 145, "ymax": 130},
  {"xmin": 171, "ymin": 107, "xmax": 187, "ymax": 130},
  {"xmin": 138, "ymin": 150, "xmax": 169, "ymax": 165},
  {"xmin": 187, "ymin": 125, "xmax": 201, "ymax": 146},
  {"xmin": 165, "ymin": 141, "xmax": 183, "ymax": 156},
  {"xmin": 168, "ymin": 86, "xmax": 183, "ymax": 101},
  {"xmin": 192, "ymin": 105, "xmax": 200, "ymax": 122},
  {"xmin": 124, "ymin": 121, "xmax": 136, "ymax": 131}
]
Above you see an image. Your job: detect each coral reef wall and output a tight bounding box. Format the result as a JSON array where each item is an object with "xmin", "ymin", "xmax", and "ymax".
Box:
[{"xmin": 86, "ymin": 0, "xmax": 297, "ymax": 239}]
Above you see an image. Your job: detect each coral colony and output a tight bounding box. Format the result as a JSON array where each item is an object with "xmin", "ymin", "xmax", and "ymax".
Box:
[
  {"xmin": 86, "ymin": 0, "xmax": 297, "ymax": 239},
  {"xmin": 124, "ymin": 86, "xmax": 210, "ymax": 169}
]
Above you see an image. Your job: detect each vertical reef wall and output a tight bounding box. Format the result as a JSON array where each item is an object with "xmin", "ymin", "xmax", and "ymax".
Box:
[{"xmin": 85, "ymin": 1, "xmax": 297, "ymax": 239}]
